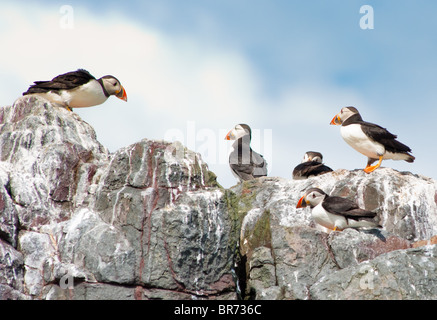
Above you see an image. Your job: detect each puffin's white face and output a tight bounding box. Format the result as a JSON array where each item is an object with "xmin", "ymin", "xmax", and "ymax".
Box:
[
  {"xmin": 101, "ymin": 76, "xmax": 127, "ymax": 101},
  {"xmin": 302, "ymin": 153, "xmax": 323, "ymax": 163},
  {"xmin": 330, "ymin": 107, "xmax": 358, "ymax": 125},
  {"xmin": 302, "ymin": 153, "xmax": 311, "ymax": 162},
  {"xmin": 225, "ymin": 124, "xmax": 251, "ymax": 140},
  {"xmin": 296, "ymin": 188, "xmax": 326, "ymax": 209}
]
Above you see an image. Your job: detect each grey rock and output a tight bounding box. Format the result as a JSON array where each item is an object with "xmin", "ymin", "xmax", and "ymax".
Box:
[
  {"xmin": 246, "ymin": 246, "xmax": 283, "ymax": 300},
  {"xmin": 0, "ymin": 168, "xmax": 19, "ymax": 247},
  {"xmin": 56, "ymin": 208, "xmax": 136, "ymax": 284},
  {"xmin": 328, "ymin": 228, "xmax": 411, "ymax": 269},
  {"xmin": 0, "ymin": 239, "xmax": 26, "ymax": 299},
  {"xmin": 310, "ymin": 245, "xmax": 437, "ymax": 299},
  {"xmin": 0, "ymin": 96, "xmax": 236, "ymax": 300},
  {"xmin": 0, "ymin": 96, "xmax": 107, "ymax": 235},
  {"xmin": 231, "ymin": 173, "xmax": 437, "ymax": 299},
  {"xmin": 43, "ymin": 283, "xmax": 136, "ymax": 300}
]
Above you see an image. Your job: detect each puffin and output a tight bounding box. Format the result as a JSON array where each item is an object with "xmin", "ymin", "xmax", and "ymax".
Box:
[
  {"xmin": 292, "ymin": 151, "xmax": 333, "ymax": 180},
  {"xmin": 225, "ymin": 123, "xmax": 267, "ymax": 182},
  {"xmin": 296, "ymin": 188, "xmax": 381, "ymax": 231},
  {"xmin": 23, "ymin": 69, "xmax": 127, "ymax": 111},
  {"xmin": 330, "ymin": 106, "xmax": 414, "ymax": 173}
]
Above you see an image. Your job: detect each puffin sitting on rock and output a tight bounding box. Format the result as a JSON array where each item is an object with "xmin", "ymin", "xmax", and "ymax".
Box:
[
  {"xmin": 292, "ymin": 151, "xmax": 333, "ymax": 180},
  {"xmin": 296, "ymin": 188, "xmax": 381, "ymax": 231},
  {"xmin": 23, "ymin": 69, "xmax": 127, "ymax": 111},
  {"xmin": 330, "ymin": 106, "xmax": 414, "ymax": 173},
  {"xmin": 225, "ymin": 123, "xmax": 267, "ymax": 182}
]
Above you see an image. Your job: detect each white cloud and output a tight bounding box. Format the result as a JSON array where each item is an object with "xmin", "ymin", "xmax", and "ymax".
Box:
[
  {"xmin": 0, "ymin": 3, "xmax": 265, "ymax": 188},
  {"xmin": 0, "ymin": 3, "xmax": 430, "ymax": 188}
]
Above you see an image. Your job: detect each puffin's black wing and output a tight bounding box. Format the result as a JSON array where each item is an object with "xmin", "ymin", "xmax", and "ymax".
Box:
[
  {"xmin": 293, "ymin": 161, "xmax": 333, "ymax": 179},
  {"xmin": 359, "ymin": 121, "xmax": 412, "ymax": 154},
  {"xmin": 322, "ymin": 195, "xmax": 376, "ymax": 220},
  {"xmin": 23, "ymin": 69, "xmax": 96, "ymax": 95},
  {"xmin": 250, "ymin": 150, "xmax": 267, "ymax": 178},
  {"xmin": 230, "ymin": 163, "xmax": 254, "ymax": 181},
  {"xmin": 229, "ymin": 148, "xmax": 267, "ymax": 181}
]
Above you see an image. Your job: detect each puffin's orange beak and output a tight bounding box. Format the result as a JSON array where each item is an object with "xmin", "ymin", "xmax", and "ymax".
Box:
[
  {"xmin": 116, "ymin": 85, "xmax": 127, "ymax": 102},
  {"xmin": 330, "ymin": 113, "xmax": 341, "ymax": 125},
  {"xmin": 296, "ymin": 196, "xmax": 307, "ymax": 208},
  {"xmin": 225, "ymin": 130, "xmax": 232, "ymax": 140}
]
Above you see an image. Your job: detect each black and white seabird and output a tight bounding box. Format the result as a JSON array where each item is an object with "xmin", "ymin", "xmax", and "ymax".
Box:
[
  {"xmin": 296, "ymin": 188, "xmax": 381, "ymax": 231},
  {"xmin": 292, "ymin": 151, "xmax": 333, "ymax": 180},
  {"xmin": 330, "ymin": 106, "xmax": 415, "ymax": 173},
  {"xmin": 225, "ymin": 124, "xmax": 267, "ymax": 182},
  {"xmin": 23, "ymin": 69, "xmax": 127, "ymax": 111}
]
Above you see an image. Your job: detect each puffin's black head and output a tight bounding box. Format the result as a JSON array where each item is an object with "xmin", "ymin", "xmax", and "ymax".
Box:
[
  {"xmin": 296, "ymin": 187, "xmax": 327, "ymax": 209},
  {"xmin": 99, "ymin": 75, "xmax": 127, "ymax": 101},
  {"xmin": 330, "ymin": 106, "xmax": 362, "ymax": 125},
  {"xmin": 225, "ymin": 123, "xmax": 252, "ymax": 141}
]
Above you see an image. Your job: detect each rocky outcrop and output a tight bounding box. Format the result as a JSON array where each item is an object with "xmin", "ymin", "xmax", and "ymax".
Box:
[
  {"xmin": 231, "ymin": 169, "xmax": 437, "ymax": 299},
  {"xmin": 0, "ymin": 96, "xmax": 237, "ymax": 300},
  {"xmin": 1, "ymin": 96, "xmax": 437, "ymax": 300}
]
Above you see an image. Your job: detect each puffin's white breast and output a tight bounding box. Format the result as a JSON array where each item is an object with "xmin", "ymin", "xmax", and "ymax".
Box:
[
  {"xmin": 312, "ymin": 203, "xmax": 347, "ymax": 230},
  {"xmin": 60, "ymin": 80, "xmax": 108, "ymax": 108},
  {"xmin": 340, "ymin": 124, "xmax": 385, "ymax": 159}
]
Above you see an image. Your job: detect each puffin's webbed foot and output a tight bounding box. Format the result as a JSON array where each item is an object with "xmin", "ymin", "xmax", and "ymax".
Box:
[{"xmin": 364, "ymin": 155, "xmax": 383, "ymax": 173}]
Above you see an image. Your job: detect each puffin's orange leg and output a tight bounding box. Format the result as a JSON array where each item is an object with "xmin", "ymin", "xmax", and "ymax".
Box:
[{"xmin": 364, "ymin": 155, "xmax": 383, "ymax": 173}]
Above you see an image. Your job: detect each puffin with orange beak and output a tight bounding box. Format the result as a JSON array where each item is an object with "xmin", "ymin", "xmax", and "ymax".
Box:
[
  {"xmin": 23, "ymin": 69, "xmax": 127, "ymax": 111},
  {"xmin": 330, "ymin": 106, "xmax": 414, "ymax": 173},
  {"xmin": 225, "ymin": 123, "xmax": 267, "ymax": 182},
  {"xmin": 296, "ymin": 188, "xmax": 380, "ymax": 231}
]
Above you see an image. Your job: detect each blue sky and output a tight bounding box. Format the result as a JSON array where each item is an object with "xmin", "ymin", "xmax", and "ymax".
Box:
[{"xmin": 1, "ymin": 1, "xmax": 436, "ymax": 188}]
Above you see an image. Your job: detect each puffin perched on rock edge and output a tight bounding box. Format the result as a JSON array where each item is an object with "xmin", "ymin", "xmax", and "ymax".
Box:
[
  {"xmin": 296, "ymin": 187, "xmax": 381, "ymax": 231},
  {"xmin": 330, "ymin": 106, "xmax": 414, "ymax": 173},
  {"xmin": 292, "ymin": 151, "xmax": 333, "ymax": 180},
  {"xmin": 225, "ymin": 123, "xmax": 268, "ymax": 182},
  {"xmin": 23, "ymin": 69, "xmax": 127, "ymax": 111}
]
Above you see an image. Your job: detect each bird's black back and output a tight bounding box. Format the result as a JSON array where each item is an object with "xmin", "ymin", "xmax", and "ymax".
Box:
[
  {"xmin": 360, "ymin": 121, "xmax": 412, "ymax": 154},
  {"xmin": 322, "ymin": 195, "xmax": 377, "ymax": 220},
  {"xmin": 343, "ymin": 114, "xmax": 412, "ymax": 154},
  {"xmin": 23, "ymin": 69, "xmax": 96, "ymax": 95},
  {"xmin": 292, "ymin": 161, "xmax": 333, "ymax": 179}
]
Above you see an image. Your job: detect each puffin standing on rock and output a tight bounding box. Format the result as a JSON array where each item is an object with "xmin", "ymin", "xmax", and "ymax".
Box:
[
  {"xmin": 23, "ymin": 69, "xmax": 127, "ymax": 111},
  {"xmin": 296, "ymin": 188, "xmax": 381, "ymax": 231},
  {"xmin": 292, "ymin": 151, "xmax": 333, "ymax": 180},
  {"xmin": 330, "ymin": 106, "xmax": 414, "ymax": 173},
  {"xmin": 225, "ymin": 123, "xmax": 267, "ymax": 182}
]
